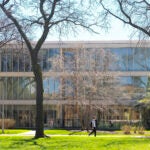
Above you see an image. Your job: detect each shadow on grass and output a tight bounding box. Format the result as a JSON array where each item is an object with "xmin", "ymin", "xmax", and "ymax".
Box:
[
  {"xmin": 2, "ymin": 136, "xmax": 51, "ymax": 149},
  {"xmin": 68, "ymin": 130, "xmax": 89, "ymax": 135},
  {"xmin": 15, "ymin": 138, "xmax": 41, "ymax": 146}
]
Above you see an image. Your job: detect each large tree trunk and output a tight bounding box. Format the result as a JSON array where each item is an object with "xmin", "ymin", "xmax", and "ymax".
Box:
[{"xmin": 33, "ymin": 62, "xmax": 44, "ymax": 138}]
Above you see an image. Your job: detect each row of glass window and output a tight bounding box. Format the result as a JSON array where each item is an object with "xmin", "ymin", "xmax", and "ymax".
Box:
[
  {"xmin": 0, "ymin": 47, "xmax": 150, "ymax": 72},
  {"xmin": 0, "ymin": 76, "xmax": 148, "ymax": 100}
]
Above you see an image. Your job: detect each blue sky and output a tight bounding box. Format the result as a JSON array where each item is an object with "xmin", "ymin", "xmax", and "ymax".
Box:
[{"xmin": 46, "ymin": 18, "xmax": 134, "ymax": 41}]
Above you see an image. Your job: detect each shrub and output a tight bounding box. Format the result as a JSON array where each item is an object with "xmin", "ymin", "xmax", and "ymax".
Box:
[
  {"xmin": 131, "ymin": 126, "xmax": 145, "ymax": 134},
  {"xmin": 0, "ymin": 119, "xmax": 16, "ymax": 129},
  {"xmin": 121, "ymin": 125, "xmax": 131, "ymax": 134},
  {"xmin": 132, "ymin": 126, "xmax": 137, "ymax": 134},
  {"xmin": 137, "ymin": 126, "xmax": 145, "ymax": 135}
]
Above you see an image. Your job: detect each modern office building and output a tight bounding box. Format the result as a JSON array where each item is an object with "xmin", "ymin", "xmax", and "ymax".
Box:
[{"xmin": 0, "ymin": 41, "xmax": 149, "ymax": 129}]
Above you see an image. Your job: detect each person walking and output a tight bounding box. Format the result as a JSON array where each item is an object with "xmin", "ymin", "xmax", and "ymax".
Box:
[{"xmin": 89, "ymin": 116, "xmax": 97, "ymax": 137}]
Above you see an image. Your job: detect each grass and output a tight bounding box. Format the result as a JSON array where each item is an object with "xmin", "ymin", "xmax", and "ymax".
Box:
[
  {"xmin": 44, "ymin": 129, "xmax": 72, "ymax": 135},
  {"xmin": 0, "ymin": 129, "xmax": 150, "ymax": 149},
  {"xmin": 0, "ymin": 135, "xmax": 150, "ymax": 150},
  {"xmin": 0, "ymin": 129, "xmax": 30, "ymax": 134},
  {"xmin": 1, "ymin": 128, "xmax": 150, "ymax": 135},
  {"xmin": 44, "ymin": 129, "xmax": 150, "ymax": 136}
]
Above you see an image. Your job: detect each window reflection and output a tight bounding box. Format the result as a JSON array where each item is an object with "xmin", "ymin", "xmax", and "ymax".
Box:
[
  {"xmin": 77, "ymin": 48, "xmax": 119, "ymax": 71},
  {"xmin": 0, "ymin": 76, "xmax": 149, "ymax": 101},
  {"xmin": 133, "ymin": 48, "xmax": 147, "ymax": 71},
  {"xmin": 0, "ymin": 50, "xmax": 31, "ymax": 72},
  {"xmin": 1, "ymin": 54, "xmax": 8, "ymax": 71},
  {"xmin": 1, "ymin": 47, "xmax": 150, "ymax": 72},
  {"xmin": 13, "ymin": 53, "xmax": 19, "ymax": 71},
  {"xmin": 64, "ymin": 50, "xmax": 76, "ymax": 71},
  {"xmin": 110, "ymin": 48, "xmax": 130, "ymax": 71},
  {"xmin": 0, "ymin": 77, "xmax": 35, "ymax": 100},
  {"xmin": 110, "ymin": 47, "xmax": 150, "ymax": 71},
  {"xmin": 42, "ymin": 48, "xmax": 60, "ymax": 71},
  {"xmin": 119, "ymin": 76, "xmax": 147, "ymax": 100},
  {"xmin": 43, "ymin": 77, "xmax": 60, "ymax": 99}
]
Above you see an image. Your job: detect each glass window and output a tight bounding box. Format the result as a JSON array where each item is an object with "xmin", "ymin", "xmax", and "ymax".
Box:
[
  {"xmin": 133, "ymin": 48, "xmax": 148, "ymax": 71},
  {"xmin": 119, "ymin": 76, "xmax": 147, "ymax": 100},
  {"xmin": 19, "ymin": 54, "xmax": 24, "ymax": 72},
  {"xmin": 13, "ymin": 53, "xmax": 19, "ymax": 71},
  {"xmin": 64, "ymin": 78, "xmax": 75, "ymax": 98},
  {"xmin": 23, "ymin": 77, "xmax": 35, "ymax": 99},
  {"xmin": 42, "ymin": 48, "xmax": 60, "ymax": 71},
  {"xmin": 30, "ymin": 78, "xmax": 36, "ymax": 99},
  {"xmin": 110, "ymin": 48, "xmax": 130, "ymax": 71},
  {"xmin": 12, "ymin": 77, "xmax": 18, "ymax": 99},
  {"xmin": 1, "ymin": 54, "xmax": 8, "ymax": 71},
  {"xmin": 43, "ymin": 77, "xmax": 60, "ymax": 100},
  {"xmin": 64, "ymin": 50, "xmax": 75, "ymax": 71},
  {"xmin": 24, "ymin": 54, "xmax": 31, "ymax": 72},
  {"xmin": 7, "ymin": 53, "xmax": 12, "ymax": 72}
]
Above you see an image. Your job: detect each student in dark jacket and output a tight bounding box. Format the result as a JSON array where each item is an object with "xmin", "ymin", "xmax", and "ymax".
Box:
[{"xmin": 89, "ymin": 116, "xmax": 97, "ymax": 137}]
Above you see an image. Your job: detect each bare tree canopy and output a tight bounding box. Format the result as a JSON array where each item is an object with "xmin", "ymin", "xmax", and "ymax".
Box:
[
  {"xmin": 0, "ymin": 0, "xmax": 102, "ymax": 45},
  {"xmin": 0, "ymin": 0, "xmax": 102, "ymax": 138},
  {"xmin": 0, "ymin": 12, "xmax": 19, "ymax": 47},
  {"xmin": 98, "ymin": 0, "xmax": 150, "ymax": 39},
  {"xmin": 97, "ymin": 0, "xmax": 150, "ymax": 128}
]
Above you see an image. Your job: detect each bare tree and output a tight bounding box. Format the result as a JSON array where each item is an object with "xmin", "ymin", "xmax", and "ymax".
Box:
[
  {"xmin": 0, "ymin": 13, "xmax": 19, "ymax": 47},
  {"xmin": 99, "ymin": 0, "xmax": 150, "ymax": 39},
  {"xmin": 51, "ymin": 47, "xmax": 122, "ymax": 129},
  {"xmin": 98, "ymin": 0, "xmax": 150, "ymax": 128},
  {"xmin": 0, "ymin": 0, "xmax": 101, "ymax": 138},
  {"xmin": 75, "ymin": 48, "xmax": 122, "ymax": 129}
]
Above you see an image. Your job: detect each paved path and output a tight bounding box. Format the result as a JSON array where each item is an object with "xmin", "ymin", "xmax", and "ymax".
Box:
[
  {"xmin": 0, "ymin": 130, "xmax": 147, "ymax": 138},
  {"xmin": 18, "ymin": 130, "xmax": 36, "ymax": 136},
  {"xmin": 16, "ymin": 131, "xmax": 147, "ymax": 138}
]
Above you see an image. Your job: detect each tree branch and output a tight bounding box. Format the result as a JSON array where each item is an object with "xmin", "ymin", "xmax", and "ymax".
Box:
[
  {"xmin": 48, "ymin": 0, "xmax": 59, "ymax": 21},
  {"xmin": 39, "ymin": 0, "xmax": 47, "ymax": 21},
  {"xmin": 117, "ymin": 0, "xmax": 150, "ymax": 36},
  {"xmin": 2, "ymin": 0, "xmax": 10, "ymax": 6},
  {"xmin": 0, "ymin": 22, "xmax": 14, "ymax": 30},
  {"xmin": 100, "ymin": 0, "xmax": 150, "ymax": 36},
  {"xmin": 0, "ymin": 4, "xmax": 33, "ymax": 52}
]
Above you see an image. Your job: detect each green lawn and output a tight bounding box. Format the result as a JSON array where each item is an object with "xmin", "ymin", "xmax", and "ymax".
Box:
[
  {"xmin": 1, "ymin": 129, "xmax": 150, "ymax": 136},
  {"xmin": 0, "ymin": 129, "xmax": 150, "ymax": 149},
  {"xmin": 0, "ymin": 135, "xmax": 150, "ymax": 150},
  {"xmin": 0, "ymin": 129, "xmax": 30, "ymax": 134}
]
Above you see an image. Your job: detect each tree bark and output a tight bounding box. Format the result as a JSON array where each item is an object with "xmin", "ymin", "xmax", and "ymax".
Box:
[{"xmin": 32, "ymin": 59, "xmax": 44, "ymax": 138}]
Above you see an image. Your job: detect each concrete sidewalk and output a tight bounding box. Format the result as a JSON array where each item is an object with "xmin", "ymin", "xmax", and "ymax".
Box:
[
  {"xmin": 18, "ymin": 130, "xmax": 35, "ymax": 136},
  {"xmin": 17, "ymin": 131, "xmax": 146, "ymax": 138},
  {"xmin": 0, "ymin": 130, "xmax": 147, "ymax": 138}
]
